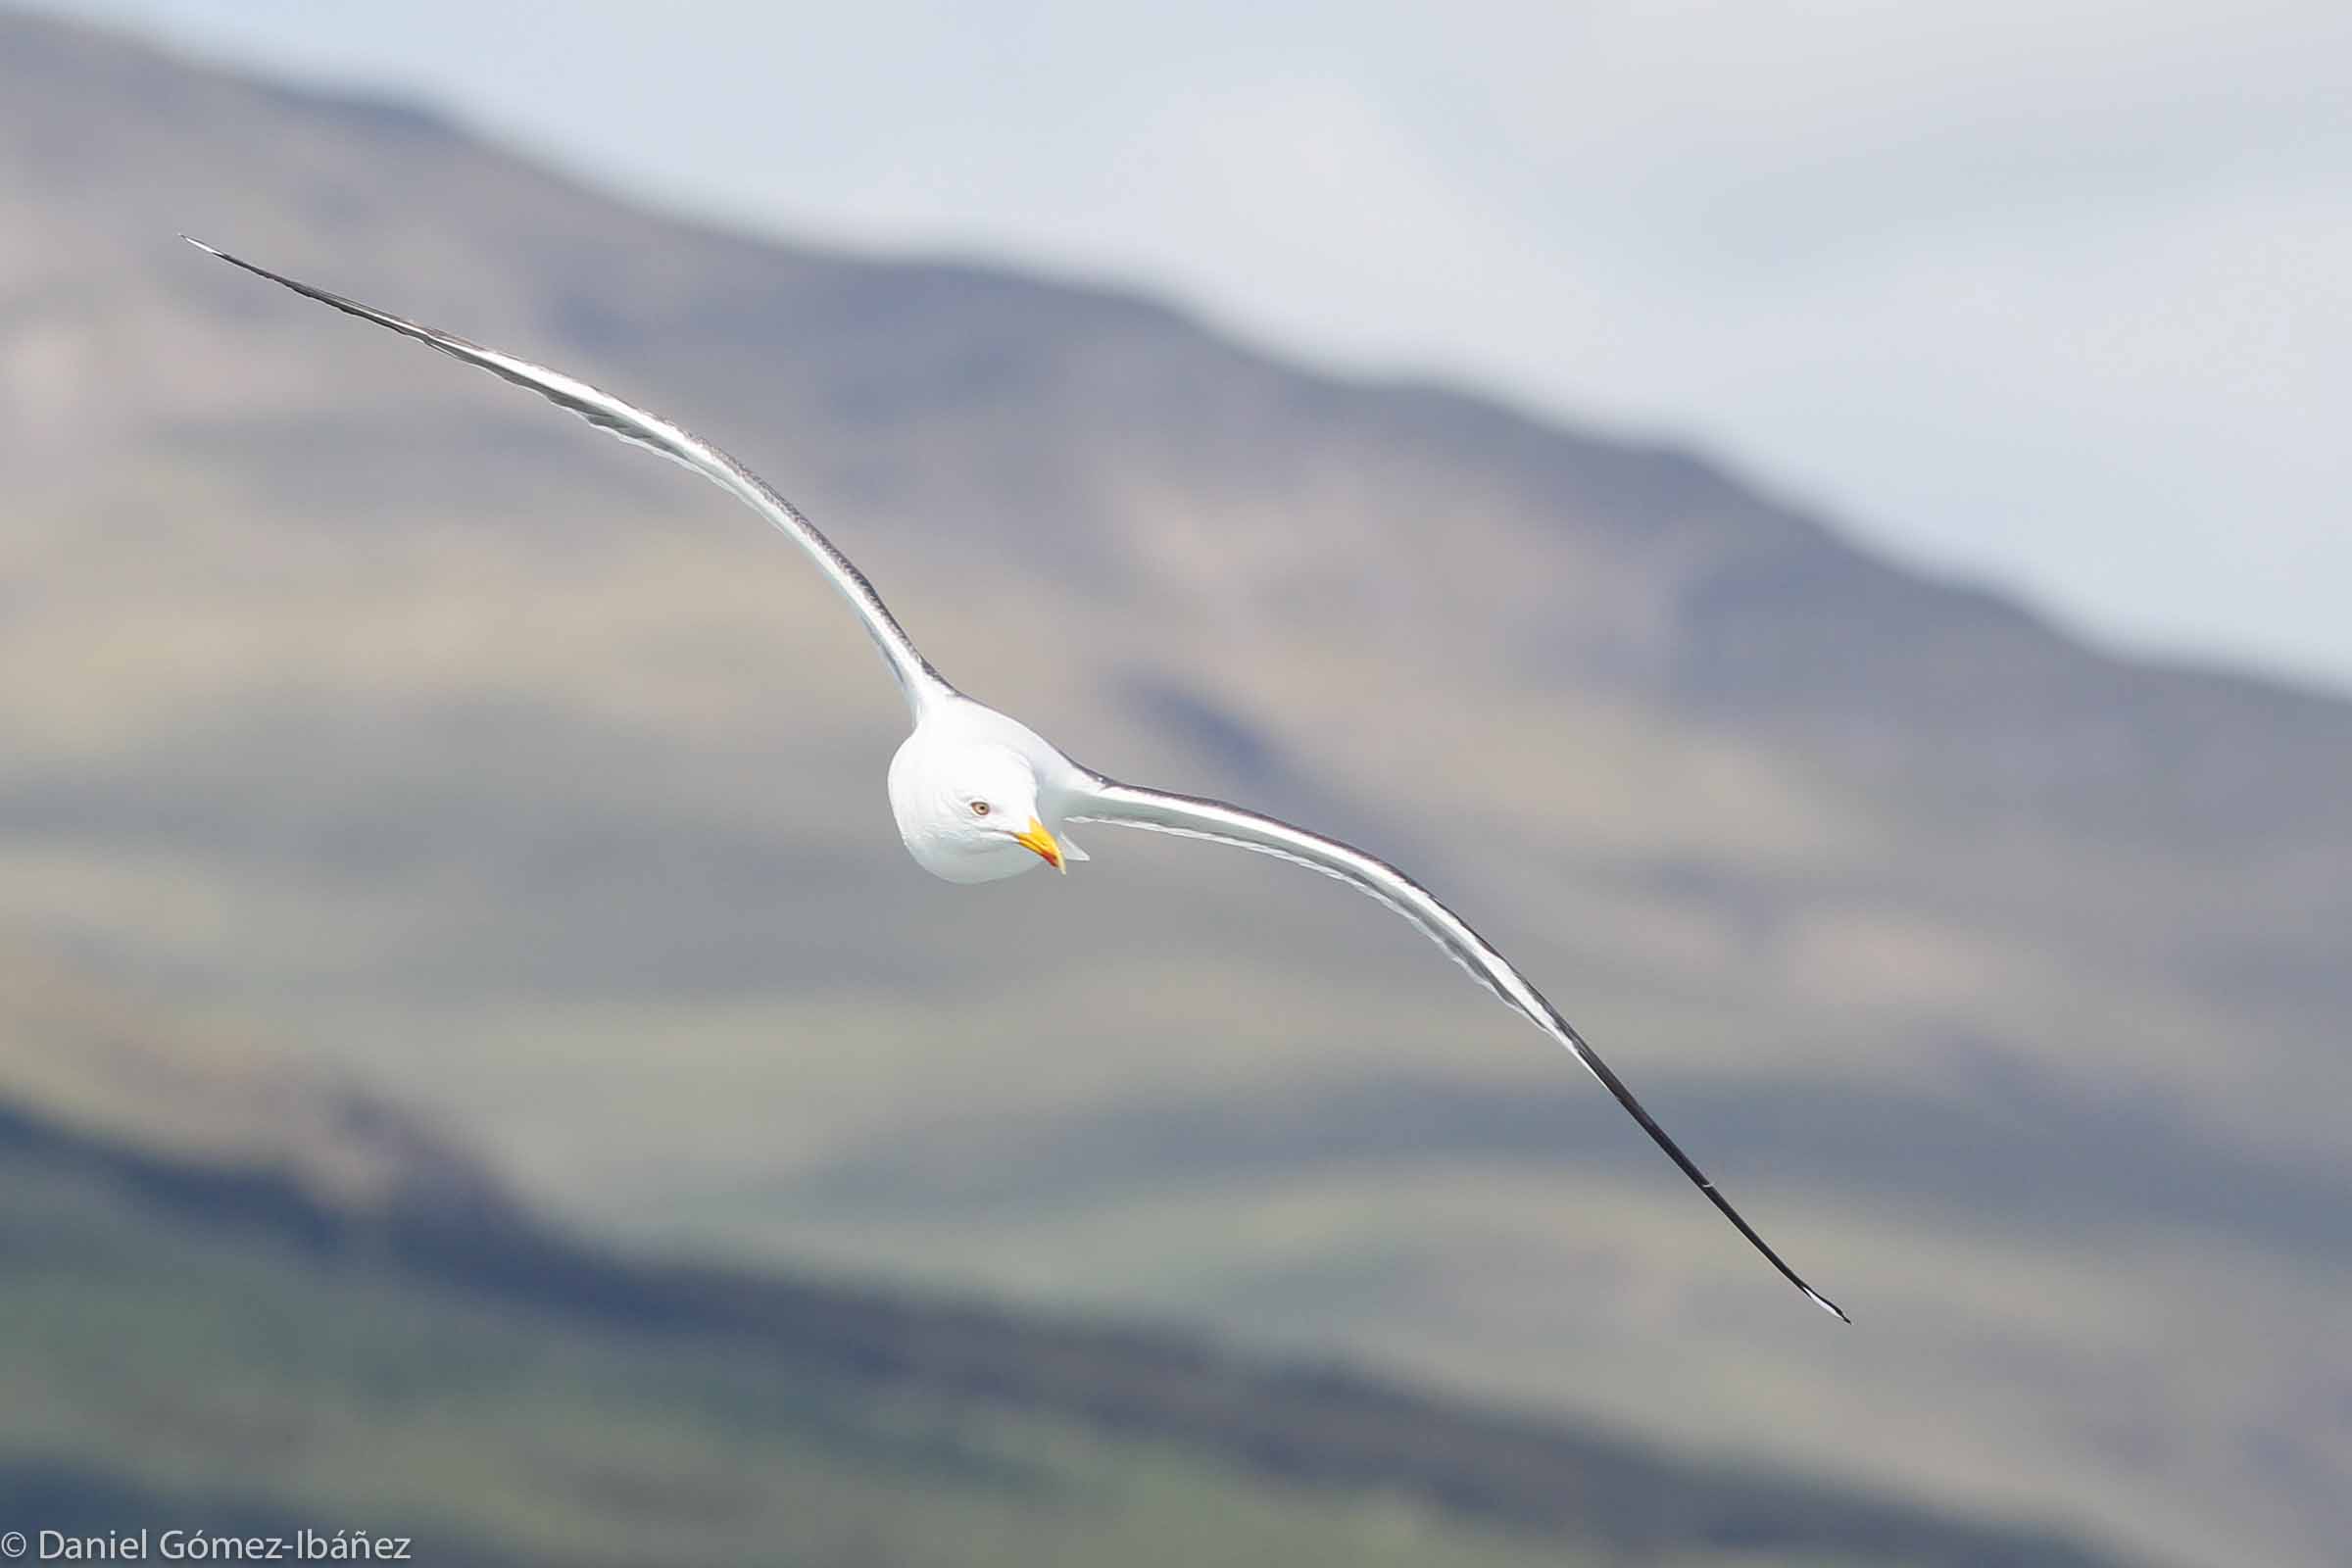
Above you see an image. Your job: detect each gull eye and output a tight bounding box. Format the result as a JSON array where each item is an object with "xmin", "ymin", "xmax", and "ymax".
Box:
[{"xmin": 970, "ymin": 800, "xmax": 991, "ymax": 817}]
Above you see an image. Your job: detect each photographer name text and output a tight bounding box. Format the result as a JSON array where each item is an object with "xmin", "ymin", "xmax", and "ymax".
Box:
[{"xmin": 6, "ymin": 1531, "xmax": 411, "ymax": 1561}]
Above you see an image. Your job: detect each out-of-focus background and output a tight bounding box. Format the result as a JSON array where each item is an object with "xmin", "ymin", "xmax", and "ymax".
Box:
[{"xmin": 3, "ymin": 4, "xmax": 2345, "ymax": 1564}]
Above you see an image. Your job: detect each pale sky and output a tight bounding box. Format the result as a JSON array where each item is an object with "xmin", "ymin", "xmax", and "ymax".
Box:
[{"xmin": 54, "ymin": 0, "xmax": 2352, "ymax": 690}]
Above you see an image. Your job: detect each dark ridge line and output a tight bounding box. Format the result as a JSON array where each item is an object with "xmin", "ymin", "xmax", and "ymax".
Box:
[{"xmin": 0, "ymin": 1096, "xmax": 2122, "ymax": 1567}]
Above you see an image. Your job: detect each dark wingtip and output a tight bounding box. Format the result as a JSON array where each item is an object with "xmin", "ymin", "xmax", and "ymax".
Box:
[{"xmin": 1807, "ymin": 1287, "xmax": 1851, "ymax": 1324}]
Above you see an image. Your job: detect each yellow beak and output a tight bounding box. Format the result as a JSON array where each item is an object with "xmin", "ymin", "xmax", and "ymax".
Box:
[{"xmin": 1013, "ymin": 817, "xmax": 1065, "ymax": 873}]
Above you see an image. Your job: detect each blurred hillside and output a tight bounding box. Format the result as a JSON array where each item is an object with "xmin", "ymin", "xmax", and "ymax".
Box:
[
  {"xmin": 0, "ymin": 953, "xmax": 2124, "ymax": 1567},
  {"xmin": 1, "ymin": 8, "xmax": 2345, "ymax": 1565}
]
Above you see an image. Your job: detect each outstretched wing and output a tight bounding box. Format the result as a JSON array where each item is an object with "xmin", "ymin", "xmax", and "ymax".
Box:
[
  {"xmin": 183, "ymin": 236, "xmax": 951, "ymax": 717},
  {"xmin": 1067, "ymin": 778, "xmax": 1848, "ymax": 1321}
]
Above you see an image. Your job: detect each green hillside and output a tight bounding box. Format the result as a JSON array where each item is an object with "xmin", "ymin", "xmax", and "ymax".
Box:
[{"xmin": 0, "ymin": 1083, "xmax": 2121, "ymax": 1568}]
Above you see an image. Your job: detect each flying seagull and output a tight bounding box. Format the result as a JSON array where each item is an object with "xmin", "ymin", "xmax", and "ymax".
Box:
[{"xmin": 184, "ymin": 235, "xmax": 1847, "ymax": 1322}]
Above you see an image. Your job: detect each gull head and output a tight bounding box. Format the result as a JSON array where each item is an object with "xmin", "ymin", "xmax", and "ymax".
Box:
[{"xmin": 887, "ymin": 733, "xmax": 1068, "ymax": 884}]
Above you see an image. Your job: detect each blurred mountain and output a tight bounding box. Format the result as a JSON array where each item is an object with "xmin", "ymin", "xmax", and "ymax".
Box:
[
  {"xmin": 0, "ymin": 946, "xmax": 520, "ymax": 1220},
  {"xmin": 2, "ymin": 8, "xmax": 2345, "ymax": 1566},
  {"xmin": 0, "ymin": 966, "xmax": 2123, "ymax": 1566}
]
